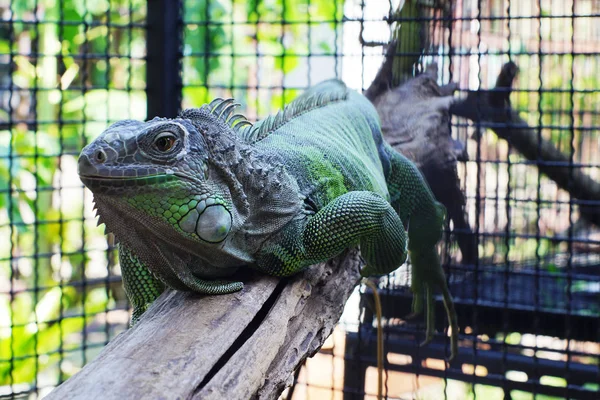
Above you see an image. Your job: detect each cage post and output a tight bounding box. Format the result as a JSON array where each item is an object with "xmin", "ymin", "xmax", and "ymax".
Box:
[{"xmin": 146, "ymin": 0, "xmax": 183, "ymax": 119}]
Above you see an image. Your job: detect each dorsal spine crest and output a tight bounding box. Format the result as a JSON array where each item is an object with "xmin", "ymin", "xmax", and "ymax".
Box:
[
  {"xmin": 240, "ymin": 83, "xmax": 349, "ymax": 143},
  {"xmin": 202, "ymin": 98, "xmax": 253, "ymax": 134}
]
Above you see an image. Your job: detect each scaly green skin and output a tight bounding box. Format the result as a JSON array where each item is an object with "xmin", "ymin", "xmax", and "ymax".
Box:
[
  {"xmin": 119, "ymin": 245, "xmax": 164, "ymax": 325},
  {"xmin": 78, "ymin": 79, "xmax": 458, "ymax": 358}
]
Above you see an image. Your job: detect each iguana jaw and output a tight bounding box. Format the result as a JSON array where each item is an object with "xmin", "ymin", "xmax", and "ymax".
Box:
[
  {"xmin": 93, "ymin": 194, "xmax": 243, "ymax": 287},
  {"xmin": 79, "ymin": 173, "xmax": 179, "ymax": 191},
  {"xmin": 84, "ymin": 172, "xmax": 235, "ymax": 246}
]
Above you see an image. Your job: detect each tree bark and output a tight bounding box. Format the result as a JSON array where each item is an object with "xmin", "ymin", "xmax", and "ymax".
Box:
[{"xmin": 46, "ymin": 251, "xmax": 362, "ymax": 400}]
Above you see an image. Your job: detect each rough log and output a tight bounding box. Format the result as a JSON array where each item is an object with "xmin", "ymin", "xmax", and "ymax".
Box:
[{"xmin": 46, "ymin": 251, "xmax": 362, "ymax": 400}]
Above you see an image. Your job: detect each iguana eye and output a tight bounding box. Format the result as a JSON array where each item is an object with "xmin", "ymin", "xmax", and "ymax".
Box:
[{"xmin": 154, "ymin": 132, "xmax": 177, "ymax": 152}]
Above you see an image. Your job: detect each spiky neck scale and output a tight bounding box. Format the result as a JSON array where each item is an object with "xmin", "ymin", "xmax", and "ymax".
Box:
[{"xmin": 179, "ymin": 104, "xmax": 305, "ymax": 249}]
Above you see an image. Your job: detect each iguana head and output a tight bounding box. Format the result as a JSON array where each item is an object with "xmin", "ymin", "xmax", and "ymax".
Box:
[
  {"xmin": 78, "ymin": 101, "xmax": 303, "ymax": 282},
  {"xmin": 78, "ymin": 116, "xmax": 235, "ymax": 243}
]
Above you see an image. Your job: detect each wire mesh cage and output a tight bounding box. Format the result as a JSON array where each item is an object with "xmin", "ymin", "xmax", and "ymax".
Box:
[
  {"xmin": 0, "ymin": 0, "xmax": 146, "ymax": 397},
  {"xmin": 1, "ymin": 0, "xmax": 599, "ymax": 399}
]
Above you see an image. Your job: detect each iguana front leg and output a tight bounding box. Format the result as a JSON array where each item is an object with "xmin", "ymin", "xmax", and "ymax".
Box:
[
  {"xmin": 119, "ymin": 244, "xmax": 165, "ymax": 325},
  {"xmin": 255, "ymin": 191, "xmax": 408, "ymax": 278},
  {"xmin": 119, "ymin": 244, "xmax": 244, "ymax": 325}
]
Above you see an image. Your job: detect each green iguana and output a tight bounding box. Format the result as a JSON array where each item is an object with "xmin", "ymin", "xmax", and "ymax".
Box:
[{"xmin": 78, "ymin": 80, "xmax": 458, "ymax": 357}]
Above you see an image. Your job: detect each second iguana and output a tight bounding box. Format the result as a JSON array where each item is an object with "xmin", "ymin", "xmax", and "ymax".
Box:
[{"xmin": 78, "ymin": 80, "xmax": 458, "ymax": 357}]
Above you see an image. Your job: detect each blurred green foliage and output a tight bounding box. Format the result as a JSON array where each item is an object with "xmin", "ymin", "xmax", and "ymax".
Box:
[
  {"xmin": 181, "ymin": 0, "xmax": 343, "ymax": 114},
  {"xmin": 1, "ymin": 0, "xmax": 148, "ymax": 388}
]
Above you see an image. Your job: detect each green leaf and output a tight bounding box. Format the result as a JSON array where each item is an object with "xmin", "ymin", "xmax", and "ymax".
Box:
[{"xmin": 0, "ymin": 288, "xmax": 109, "ymax": 385}]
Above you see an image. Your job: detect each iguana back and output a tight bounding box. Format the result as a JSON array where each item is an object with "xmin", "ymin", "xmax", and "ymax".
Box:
[{"xmin": 246, "ymin": 80, "xmax": 390, "ymax": 209}]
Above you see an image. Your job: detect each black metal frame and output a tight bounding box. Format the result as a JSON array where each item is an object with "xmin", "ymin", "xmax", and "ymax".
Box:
[
  {"xmin": 146, "ymin": 0, "xmax": 183, "ymax": 119},
  {"xmin": 344, "ymin": 331, "xmax": 599, "ymax": 400},
  {"xmin": 343, "ymin": 283, "xmax": 599, "ymax": 399}
]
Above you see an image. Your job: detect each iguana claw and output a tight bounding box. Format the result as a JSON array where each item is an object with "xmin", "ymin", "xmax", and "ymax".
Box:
[{"xmin": 409, "ymin": 252, "xmax": 459, "ymax": 361}]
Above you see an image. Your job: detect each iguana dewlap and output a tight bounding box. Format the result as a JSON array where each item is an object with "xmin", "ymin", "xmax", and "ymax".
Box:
[{"xmin": 78, "ymin": 79, "xmax": 458, "ymax": 358}]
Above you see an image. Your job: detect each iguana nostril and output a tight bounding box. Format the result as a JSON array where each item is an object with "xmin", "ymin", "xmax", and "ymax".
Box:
[{"xmin": 95, "ymin": 149, "xmax": 107, "ymax": 163}]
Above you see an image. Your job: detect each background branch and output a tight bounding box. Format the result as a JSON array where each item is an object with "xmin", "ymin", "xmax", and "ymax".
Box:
[
  {"xmin": 451, "ymin": 62, "xmax": 600, "ymax": 227},
  {"xmin": 368, "ymin": 61, "xmax": 478, "ymax": 266}
]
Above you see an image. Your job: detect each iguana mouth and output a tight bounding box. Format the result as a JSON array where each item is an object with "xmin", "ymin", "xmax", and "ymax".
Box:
[{"xmin": 80, "ymin": 174, "xmax": 178, "ymax": 188}]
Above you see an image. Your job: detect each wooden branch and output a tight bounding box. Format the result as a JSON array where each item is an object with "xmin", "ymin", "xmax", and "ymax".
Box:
[
  {"xmin": 363, "ymin": 0, "xmax": 475, "ymax": 265},
  {"xmin": 46, "ymin": 251, "xmax": 362, "ymax": 400},
  {"xmin": 364, "ymin": 40, "xmax": 398, "ymax": 102},
  {"xmin": 451, "ymin": 62, "xmax": 600, "ymax": 227},
  {"xmin": 364, "ymin": 1, "xmax": 454, "ymax": 102}
]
